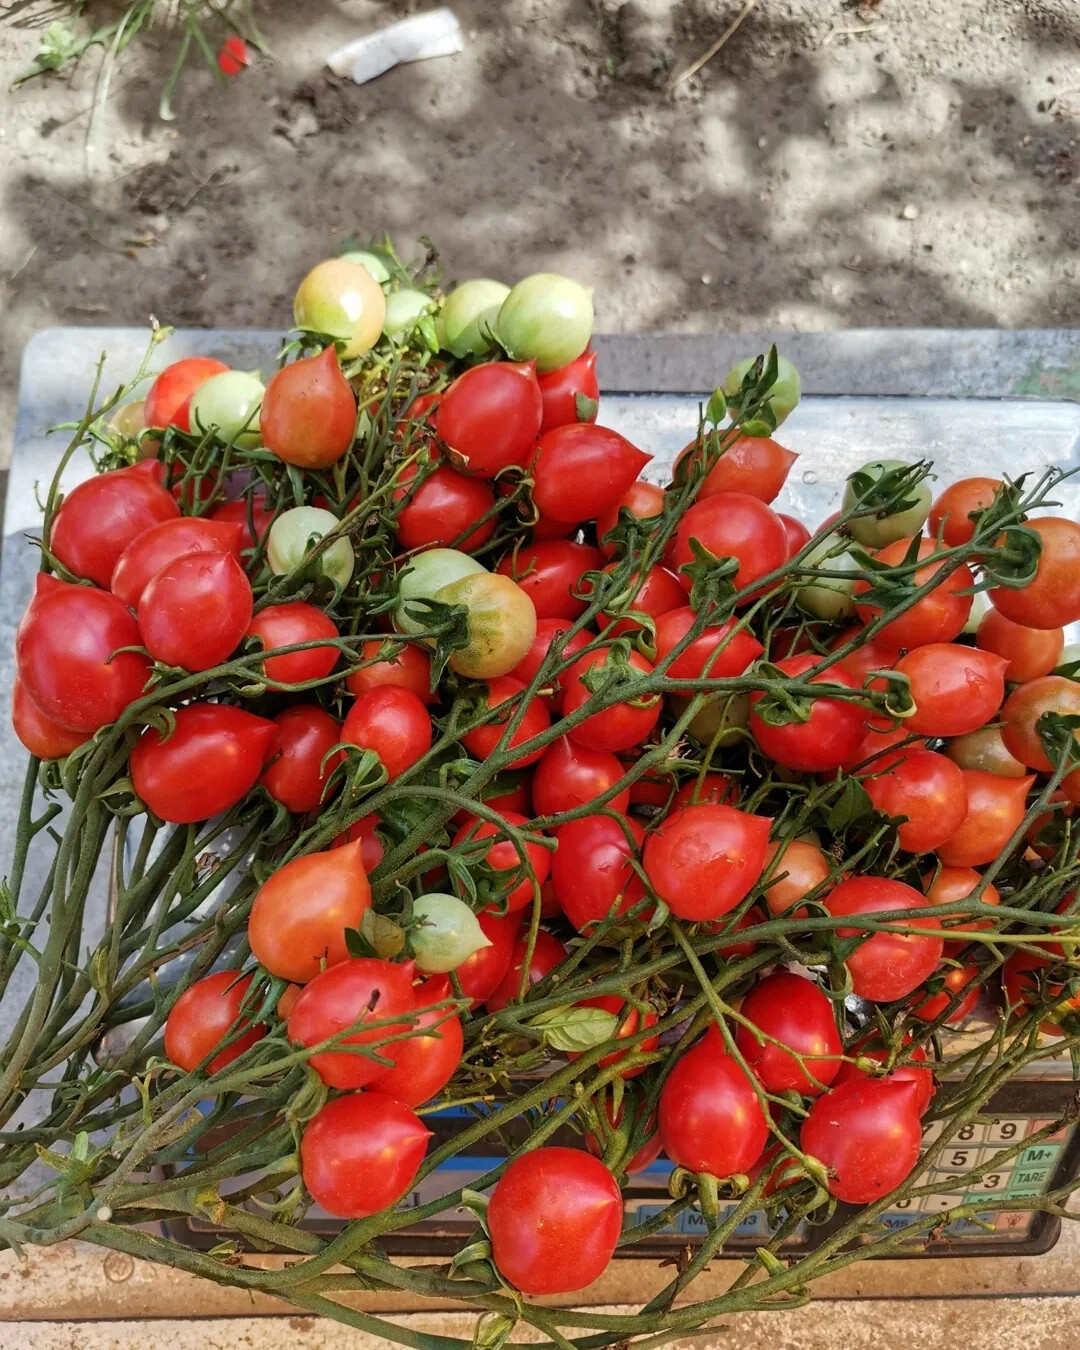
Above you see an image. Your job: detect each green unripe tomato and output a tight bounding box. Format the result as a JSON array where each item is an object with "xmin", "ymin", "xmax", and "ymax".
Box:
[
  {"xmin": 434, "ymin": 572, "xmax": 537, "ymax": 679},
  {"xmin": 496, "ymin": 272, "xmax": 594, "ymax": 372},
  {"xmin": 410, "ymin": 893, "xmax": 492, "ymax": 973},
  {"xmin": 437, "ymin": 278, "xmax": 510, "ymax": 357},
  {"xmin": 394, "ymin": 549, "xmax": 486, "ymax": 635},
  {"xmin": 672, "ymin": 691, "xmax": 751, "ymax": 746},
  {"xmin": 267, "ymin": 506, "xmax": 355, "ymax": 590},
  {"xmin": 293, "ymin": 258, "xmax": 386, "ymax": 358},
  {"xmin": 962, "ymin": 589, "xmax": 991, "ymax": 637},
  {"xmin": 383, "ymin": 288, "xmax": 435, "ymax": 339},
  {"xmin": 795, "ymin": 533, "xmax": 862, "ymax": 621},
  {"xmin": 188, "ymin": 370, "xmax": 265, "ymax": 448},
  {"xmin": 842, "ymin": 458, "xmax": 932, "ymax": 549},
  {"xmin": 723, "ymin": 354, "xmax": 801, "ymax": 427},
  {"xmin": 340, "ymin": 249, "xmax": 391, "ymax": 284}
]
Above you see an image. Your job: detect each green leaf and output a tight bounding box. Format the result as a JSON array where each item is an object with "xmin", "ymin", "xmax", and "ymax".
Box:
[
  {"xmin": 471, "ymin": 1312, "xmax": 516, "ymax": 1350},
  {"xmin": 527, "ymin": 1005, "xmax": 619, "ymax": 1053},
  {"xmin": 35, "ymin": 20, "xmax": 80, "ymax": 71},
  {"xmin": 344, "ymin": 926, "xmax": 377, "ymax": 959},
  {"xmin": 828, "ymin": 777, "xmax": 872, "ymax": 833},
  {"xmin": 705, "ymin": 387, "xmax": 727, "ymax": 425},
  {"xmin": 447, "ymin": 852, "xmax": 479, "ymax": 906},
  {"xmin": 575, "ymin": 392, "xmax": 599, "ymax": 422},
  {"xmin": 678, "ymin": 536, "xmax": 740, "ymax": 614}
]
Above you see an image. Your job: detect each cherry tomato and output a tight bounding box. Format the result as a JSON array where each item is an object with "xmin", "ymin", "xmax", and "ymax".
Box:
[
  {"xmin": 461, "ymin": 677, "xmax": 551, "ymax": 769},
  {"xmin": 342, "ymin": 686, "xmax": 432, "ymax": 780},
  {"xmin": 832, "ymin": 1035, "xmax": 935, "ymax": 1115},
  {"xmin": 643, "ymin": 803, "xmax": 770, "ymax": 922},
  {"xmin": 16, "ymin": 575, "xmax": 150, "ymax": 733},
  {"xmin": 911, "ymin": 962, "xmax": 981, "ymax": 1023},
  {"xmin": 854, "ymin": 537, "xmax": 974, "ymax": 651},
  {"xmin": 436, "ymin": 571, "xmax": 538, "ymax": 681},
  {"xmin": 928, "ymin": 476, "xmax": 1001, "ymax": 547},
  {"xmin": 300, "ymin": 1092, "xmax": 431, "ymax": 1219},
  {"xmin": 864, "ymin": 748, "xmax": 968, "ymax": 854},
  {"xmin": 532, "ymin": 736, "xmax": 631, "ymax": 820},
  {"xmin": 346, "ymin": 639, "xmax": 433, "ymax": 703},
  {"xmin": 131, "ymin": 703, "xmax": 276, "ymax": 824},
  {"xmin": 537, "ymin": 348, "xmax": 600, "ymax": 434},
  {"xmin": 671, "ymin": 492, "xmax": 788, "ymax": 598},
  {"xmin": 825, "ymin": 875, "xmax": 943, "ymax": 1001},
  {"xmin": 936, "ymin": 770, "xmax": 1034, "ymax": 867},
  {"xmin": 111, "ymin": 516, "xmax": 245, "ymax": 609},
  {"xmin": 844, "ymin": 723, "xmax": 922, "ymax": 776},
  {"xmin": 924, "ymin": 865, "xmax": 1001, "ymax": 955},
  {"xmin": 944, "ymin": 724, "xmax": 1027, "ymax": 779},
  {"xmin": 584, "ymin": 1099, "xmax": 662, "ymax": 1174},
  {"xmin": 595, "ymin": 563, "xmax": 684, "ymax": 638},
  {"xmin": 247, "ymin": 601, "xmax": 340, "ymax": 687},
  {"xmin": 144, "ymin": 356, "xmax": 229, "ymax": 431},
  {"xmin": 671, "ymin": 773, "xmax": 739, "ymax": 809},
  {"xmin": 1001, "ymin": 675, "xmax": 1080, "ymax": 772},
  {"xmin": 562, "ymin": 648, "xmax": 660, "ymax": 753},
  {"xmin": 653, "ymin": 608, "xmax": 763, "ymax": 680},
  {"xmin": 488, "ymin": 1147, "xmax": 622, "ymax": 1295},
  {"xmin": 596, "ymin": 480, "xmax": 665, "ymax": 557},
  {"xmin": 531, "ymin": 423, "xmax": 651, "ymax": 524},
  {"xmin": 260, "ymin": 706, "xmax": 343, "ymax": 814},
  {"xmin": 208, "ymin": 493, "xmax": 274, "ymax": 553},
  {"xmin": 248, "ymin": 838, "xmax": 372, "ymax": 983},
  {"xmin": 1002, "ymin": 949, "xmax": 1080, "ymax": 1037},
  {"xmin": 137, "ymin": 551, "xmax": 253, "ymax": 672},
  {"xmin": 801, "ymin": 1078, "xmax": 922, "ymax": 1203},
  {"xmin": 260, "ymin": 346, "xmax": 356, "ymax": 469},
  {"xmin": 331, "ymin": 812, "xmax": 385, "ymax": 873},
  {"xmin": 894, "ymin": 644, "xmax": 1008, "ymax": 738},
  {"xmin": 436, "ymin": 361, "xmax": 542, "ymax": 476},
  {"xmin": 681, "ymin": 433, "xmax": 797, "ymax": 504},
  {"xmin": 552, "ymin": 814, "xmax": 647, "ymax": 933},
  {"xmin": 217, "ymin": 35, "xmax": 250, "ymax": 76},
  {"xmin": 736, "ymin": 970, "xmax": 842, "ymax": 1095},
  {"xmin": 11, "ymin": 676, "xmax": 90, "ymax": 760},
  {"xmin": 369, "ymin": 975, "xmax": 464, "ymax": 1106},
  {"xmin": 452, "ymin": 810, "xmax": 551, "ymax": 913},
  {"xmin": 508, "ymin": 618, "xmax": 592, "ymax": 708},
  {"xmin": 658, "ymin": 1033, "xmax": 769, "ymax": 1177},
  {"xmin": 976, "ymin": 609, "xmax": 1064, "ymax": 684},
  {"xmin": 762, "ymin": 838, "xmax": 831, "ymax": 917},
  {"xmin": 50, "ymin": 461, "xmax": 179, "ymax": 588},
  {"xmin": 496, "ymin": 540, "xmax": 603, "ymax": 621},
  {"xmin": 455, "ymin": 909, "xmax": 519, "ymax": 1008},
  {"xmin": 831, "ymin": 628, "xmax": 896, "ymax": 689},
  {"xmin": 164, "ymin": 971, "xmax": 264, "ymax": 1074},
  {"xmin": 712, "ymin": 905, "xmax": 763, "ymax": 958},
  {"xmin": 485, "ymin": 929, "xmax": 568, "ymax": 1012},
  {"xmin": 778, "ymin": 512, "xmax": 812, "ymax": 558},
  {"xmin": 989, "ymin": 517, "xmax": 1080, "ymax": 629},
  {"xmin": 749, "ymin": 654, "xmax": 866, "ymax": 773},
  {"xmin": 394, "ymin": 460, "xmax": 496, "ymax": 553}
]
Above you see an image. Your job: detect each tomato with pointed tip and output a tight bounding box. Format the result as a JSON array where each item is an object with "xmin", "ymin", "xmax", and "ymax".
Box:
[
  {"xmin": 976, "ymin": 609, "xmax": 1064, "ymax": 684},
  {"xmin": 455, "ymin": 910, "xmax": 519, "ymax": 1008},
  {"xmin": 368, "ymin": 975, "xmax": 464, "ymax": 1107},
  {"xmin": 393, "ymin": 460, "xmax": 496, "ymax": 553},
  {"xmin": 260, "ymin": 346, "xmax": 357, "ymax": 469},
  {"xmin": 928, "ymin": 476, "xmax": 1002, "ymax": 547},
  {"xmin": 451, "ymin": 810, "xmax": 551, "ymax": 913},
  {"xmin": 531, "ymin": 423, "xmax": 652, "ymax": 524},
  {"xmin": 301, "ymin": 1092, "xmax": 431, "ymax": 1219},
  {"xmin": 801, "ymin": 1078, "xmax": 923, "ymax": 1203},
  {"xmin": 341, "ymin": 686, "xmax": 432, "ymax": 781},
  {"xmin": 643, "ymin": 803, "xmax": 771, "ymax": 922},
  {"xmin": 111, "ymin": 516, "xmax": 245, "ymax": 609},
  {"xmin": 496, "ymin": 540, "xmax": 603, "ymax": 621},
  {"xmin": 1001, "ymin": 675, "xmax": 1080, "ymax": 773},
  {"xmin": 832, "ymin": 1035, "xmax": 935, "ymax": 1115},
  {"xmin": 144, "ymin": 356, "xmax": 229, "ymax": 431},
  {"xmin": 749, "ymin": 654, "xmax": 866, "ymax": 773},
  {"xmin": 894, "ymin": 645, "xmax": 1008, "ymax": 738},
  {"xmin": 671, "ymin": 492, "xmax": 788, "ymax": 598},
  {"xmin": 680, "ymin": 433, "xmax": 798, "ymax": 504},
  {"xmin": 331, "ymin": 812, "xmax": 385, "ymax": 874},
  {"xmin": 508, "ymin": 618, "xmax": 592, "ymax": 709},
  {"xmin": 658, "ymin": 1033, "xmax": 769, "ymax": 1178},
  {"xmin": 50, "ymin": 461, "xmax": 179, "ymax": 588},
  {"xmin": 461, "ymin": 677, "xmax": 551, "ymax": 769},
  {"xmin": 537, "ymin": 348, "xmax": 600, "ymax": 434},
  {"xmin": 551, "ymin": 814, "xmax": 647, "ymax": 934},
  {"xmin": 562, "ymin": 648, "xmax": 660, "ymax": 753},
  {"xmin": 855, "ymin": 537, "xmax": 974, "ymax": 651},
  {"xmin": 137, "ymin": 551, "xmax": 253, "ymax": 672},
  {"xmin": 436, "ymin": 361, "xmax": 542, "ymax": 477},
  {"xmin": 864, "ymin": 748, "xmax": 968, "ymax": 854},
  {"xmin": 653, "ymin": 607, "xmax": 763, "ymax": 680},
  {"xmin": 825, "ymin": 875, "xmax": 943, "ymax": 1002},
  {"xmin": 260, "ymin": 705, "xmax": 343, "ymax": 814},
  {"xmin": 532, "ymin": 736, "xmax": 631, "ymax": 820},
  {"xmin": 935, "ymin": 770, "xmax": 1035, "ymax": 868},
  {"xmin": 164, "ymin": 971, "xmax": 265, "ymax": 1074},
  {"xmin": 246, "ymin": 601, "xmax": 340, "ymax": 687},
  {"xmin": 11, "ymin": 676, "xmax": 90, "ymax": 760},
  {"xmin": 485, "ymin": 929, "xmax": 568, "ymax": 1012},
  {"xmin": 596, "ymin": 480, "xmax": 665, "ymax": 557},
  {"xmin": 778, "ymin": 512, "xmax": 812, "ymax": 558},
  {"xmin": 346, "ymin": 638, "xmax": 433, "ymax": 703},
  {"xmin": 736, "ymin": 970, "xmax": 842, "ymax": 1095},
  {"xmin": 989, "ymin": 517, "xmax": 1080, "ymax": 629}
]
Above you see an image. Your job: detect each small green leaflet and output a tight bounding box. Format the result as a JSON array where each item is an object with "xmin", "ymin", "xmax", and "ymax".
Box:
[{"xmin": 528, "ymin": 1005, "xmax": 618, "ymax": 1053}]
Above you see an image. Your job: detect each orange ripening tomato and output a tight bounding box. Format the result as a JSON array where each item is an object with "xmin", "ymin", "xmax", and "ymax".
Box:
[
  {"xmin": 854, "ymin": 537, "xmax": 973, "ymax": 651},
  {"xmin": 928, "ymin": 477, "xmax": 1001, "ymax": 547},
  {"xmin": 988, "ymin": 517, "xmax": 1080, "ymax": 629},
  {"xmin": 260, "ymin": 347, "xmax": 356, "ymax": 469},
  {"xmin": 976, "ymin": 609, "xmax": 1064, "ymax": 684},
  {"xmin": 677, "ymin": 433, "xmax": 797, "ymax": 504}
]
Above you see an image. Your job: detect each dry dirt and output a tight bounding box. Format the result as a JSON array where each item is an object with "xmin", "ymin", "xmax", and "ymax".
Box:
[{"xmin": 1, "ymin": 0, "xmax": 1079, "ymax": 457}]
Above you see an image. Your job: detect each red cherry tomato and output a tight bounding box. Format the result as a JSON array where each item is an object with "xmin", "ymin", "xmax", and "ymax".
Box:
[
  {"xmin": 50, "ymin": 461, "xmax": 179, "ymax": 587},
  {"xmin": 596, "ymin": 480, "xmax": 665, "ymax": 556},
  {"xmin": 989, "ymin": 517, "xmax": 1080, "ymax": 629},
  {"xmin": 260, "ymin": 347, "xmax": 356, "ymax": 469},
  {"xmin": 595, "ymin": 563, "xmax": 685, "ymax": 638},
  {"xmin": 208, "ymin": 494, "xmax": 274, "ymax": 555},
  {"xmin": 16, "ymin": 575, "xmax": 150, "ymax": 733},
  {"xmin": 854, "ymin": 537, "xmax": 974, "ymax": 651},
  {"xmin": 394, "ymin": 460, "xmax": 496, "ymax": 553},
  {"xmin": 346, "ymin": 639, "xmax": 433, "ymax": 703},
  {"xmin": 911, "ymin": 962, "xmax": 981, "ymax": 1023},
  {"xmin": 584, "ymin": 1098, "xmax": 662, "ymax": 1174},
  {"xmin": 843, "ymin": 723, "xmax": 922, "ymax": 776},
  {"xmin": 331, "ymin": 812, "xmax": 385, "ymax": 873},
  {"xmin": 496, "ymin": 540, "xmax": 603, "ymax": 621},
  {"xmin": 508, "ymin": 618, "xmax": 592, "ymax": 708},
  {"xmin": 130, "ymin": 703, "xmax": 277, "ymax": 824},
  {"xmin": 735, "ymin": 970, "xmax": 842, "ymax": 1096},
  {"xmin": 260, "ymin": 705, "xmax": 343, "ymax": 814},
  {"xmin": 824, "ymin": 876, "xmax": 943, "ymax": 1002},
  {"xmin": 567, "ymin": 994, "xmax": 659, "ymax": 1078},
  {"xmin": 801, "ymin": 1078, "xmax": 922, "ymax": 1203},
  {"xmin": 552, "ymin": 814, "xmax": 647, "ymax": 933},
  {"xmin": 680, "ymin": 434, "xmax": 797, "ymax": 504},
  {"xmin": 928, "ymin": 476, "xmax": 1001, "ymax": 547},
  {"xmin": 455, "ymin": 910, "xmax": 520, "ymax": 1008},
  {"xmin": 976, "ymin": 609, "xmax": 1064, "ymax": 684},
  {"xmin": 643, "ymin": 803, "xmax": 770, "ymax": 922},
  {"xmin": 924, "ymin": 866, "xmax": 1001, "ymax": 955},
  {"xmin": 217, "ymin": 35, "xmax": 249, "ymax": 76},
  {"xmin": 111, "ymin": 516, "xmax": 245, "ymax": 609},
  {"xmin": 562, "ymin": 648, "xmax": 660, "ymax": 753},
  {"xmin": 300, "ymin": 1092, "xmax": 431, "ymax": 1219},
  {"xmin": 532, "ymin": 736, "xmax": 631, "ymax": 820},
  {"xmin": 436, "ymin": 361, "xmax": 542, "ymax": 477},
  {"xmin": 531, "ymin": 423, "xmax": 652, "ymax": 525},
  {"xmin": 485, "ymin": 929, "xmax": 567, "ymax": 1012},
  {"xmin": 893, "ymin": 645, "xmax": 1008, "ymax": 738},
  {"xmin": 537, "ymin": 348, "xmax": 600, "ymax": 434},
  {"xmin": 249, "ymin": 840, "xmax": 372, "ymax": 983},
  {"xmin": 671, "ymin": 773, "xmax": 739, "ymax": 809},
  {"xmin": 368, "ymin": 975, "xmax": 464, "ymax": 1107},
  {"xmin": 137, "ymin": 551, "xmax": 253, "ymax": 672},
  {"xmin": 658, "ymin": 1032, "xmax": 769, "ymax": 1177},
  {"xmin": 341, "ymin": 686, "xmax": 432, "ymax": 781},
  {"xmin": 1002, "ymin": 949, "xmax": 1080, "ymax": 1037},
  {"xmin": 144, "ymin": 356, "xmax": 229, "ymax": 431},
  {"xmin": 1001, "ymin": 675, "xmax": 1080, "ymax": 772},
  {"xmin": 11, "ymin": 675, "xmax": 90, "ymax": 760},
  {"xmin": 863, "ymin": 748, "xmax": 969, "ymax": 854},
  {"xmin": 778, "ymin": 512, "xmax": 812, "ymax": 558},
  {"xmin": 671, "ymin": 492, "xmax": 788, "ymax": 598},
  {"xmin": 164, "ymin": 971, "xmax": 264, "ymax": 1074},
  {"xmin": 246, "ymin": 601, "xmax": 340, "ymax": 687},
  {"xmin": 749, "ymin": 653, "xmax": 866, "ymax": 773},
  {"xmin": 936, "ymin": 770, "xmax": 1034, "ymax": 868},
  {"xmin": 461, "ymin": 677, "xmax": 551, "ymax": 769},
  {"xmin": 653, "ymin": 607, "xmax": 763, "ymax": 680},
  {"xmin": 761, "ymin": 838, "xmax": 831, "ymax": 917},
  {"xmin": 452, "ymin": 810, "xmax": 551, "ymax": 913},
  {"xmin": 832, "ymin": 1035, "xmax": 935, "ymax": 1115},
  {"xmin": 488, "ymin": 1147, "xmax": 622, "ymax": 1295}
]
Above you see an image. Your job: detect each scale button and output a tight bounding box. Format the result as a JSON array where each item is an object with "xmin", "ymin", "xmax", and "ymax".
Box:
[
  {"xmin": 952, "ymin": 1122, "xmax": 988, "ymax": 1144},
  {"xmin": 1019, "ymin": 1143, "xmax": 1061, "ymax": 1168},
  {"xmin": 1030, "ymin": 1119, "xmax": 1069, "ymax": 1143},
  {"xmin": 937, "ymin": 1147, "xmax": 985, "ymax": 1172},
  {"xmin": 923, "ymin": 1191, "xmax": 966, "ymax": 1212},
  {"xmin": 922, "ymin": 1120, "xmax": 946, "ymax": 1144},
  {"xmin": 1011, "ymin": 1166, "xmax": 1052, "ymax": 1190},
  {"xmin": 995, "ymin": 1210, "xmax": 1031, "ymax": 1234},
  {"xmin": 966, "ymin": 1169, "xmax": 1010, "ymax": 1195},
  {"xmin": 878, "ymin": 1213, "xmax": 920, "ymax": 1234},
  {"xmin": 986, "ymin": 1118, "xmax": 1027, "ymax": 1145}
]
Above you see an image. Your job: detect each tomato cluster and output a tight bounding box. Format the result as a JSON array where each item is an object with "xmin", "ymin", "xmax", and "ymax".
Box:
[{"xmin": 17, "ymin": 259, "xmax": 1080, "ymax": 1302}]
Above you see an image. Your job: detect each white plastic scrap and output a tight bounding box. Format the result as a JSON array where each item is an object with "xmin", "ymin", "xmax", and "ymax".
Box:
[{"xmin": 326, "ymin": 8, "xmax": 464, "ymax": 85}]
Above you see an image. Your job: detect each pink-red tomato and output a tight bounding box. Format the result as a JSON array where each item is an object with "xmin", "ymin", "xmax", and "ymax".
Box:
[
  {"xmin": 832, "ymin": 1036, "xmax": 935, "ymax": 1116},
  {"xmin": 671, "ymin": 492, "xmax": 788, "ymax": 598},
  {"xmin": 1000, "ymin": 675, "xmax": 1080, "ymax": 773},
  {"xmin": 749, "ymin": 654, "xmax": 866, "ymax": 773},
  {"xmin": 989, "ymin": 517, "xmax": 1080, "ymax": 629},
  {"xmin": 247, "ymin": 601, "xmax": 340, "ymax": 686},
  {"xmin": 658, "ymin": 1033, "xmax": 769, "ymax": 1177},
  {"xmin": 562, "ymin": 648, "xmax": 660, "ymax": 753},
  {"xmin": 854, "ymin": 537, "xmax": 974, "ymax": 651},
  {"xmin": 394, "ymin": 460, "xmax": 496, "ymax": 553},
  {"xmin": 1002, "ymin": 949, "xmax": 1080, "ymax": 1037},
  {"xmin": 330, "ymin": 812, "xmax": 385, "ymax": 873},
  {"xmin": 761, "ymin": 839, "xmax": 831, "ymax": 918},
  {"xmin": 778, "ymin": 512, "xmax": 812, "ymax": 558},
  {"xmin": 532, "ymin": 736, "xmax": 631, "ymax": 820},
  {"xmin": 894, "ymin": 645, "xmax": 1008, "ymax": 738},
  {"xmin": 911, "ymin": 962, "xmax": 981, "ymax": 1023},
  {"xmin": 567, "ymin": 994, "xmax": 659, "ymax": 1078},
  {"xmin": 346, "ymin": 639, "xmax": 433, "ymax": 703},
  {"xmin": 11, "ymin": 675, "xmax": 90, "ymax": 760},
  {"xmin": 300, "ymin": 1092, "xmax": 431, "ymax": 1219},
  {"xmin": 825, "ymin": 876, "xmax": 943, "ymax": 1002},
  {"xmin": 924, "ymin": 866, "xmax": 1001, "ymax": 955},
  {"xmin": 537, "ymin": 348, "xmax": 600, "ymax": 434},
  {"xmin": 144, "ymin": 356, "xmax": 229, "ymax": 431},
  {"xmin": 531, "ymin": 423, "xmax": 652, "ymax": 525},
  {"xmin": 368, "ymin": 975, "xmax": 463, "ymax": 1107},
  {"xmin": 596, "ymin": 480, "xmax": 665, "ymax": 557},
  {"xmin": 596, "ymin": 563, "xmax": 685, "ymax": 638},
  {"xmin": 508, "ymin": 618, "xmax": 592, "ymax": 708},
  {"xmin": 164, "ymin": 970, "xmax": 264, "ymax": 1074},
  {"xmin": 208, "ymin": 493, "xmax": 274, "ymax": 554},
  {"xmin": 452, "ymin": 810, "xmax": 551, "ymax": 913},
  {"xmin": 50, "ymin": 461, "xmax": 179, "ymax": 587},
  {"xmin": 496, "ymin": 540, "xmax": 603, "ymax": 621},
  {"xmin": 643, "ymin": 803, "xmax": 770, "ymax": 922},
  {"xmin": 260, "ymin": 705, "xmax": 343, "ymax": 814},
  {"xmin": 653, "ymin": 607, "xmax": 763, "ymax": 680},
  {"xmin": 935, "ymin": 770, "xmax": 1035, "ymax": 867},
  {"xmin": 436, "ymin": 361, "xmax": 542, "ymax": 477},
  {"xmin": 455, "ymin": 909, "xmax": 520, "ymax": 1008},
  {"xmin": 461, "ymin": 677, "xmax": 551, "ymax": 769},
  {"xmin": 928, "ymin": 477, "xmax": 1001, "ymax": 547},
  {"xmin": 671, "ymin": 773, "xmax": 739, "ymax": 809},
  {"xmin": 260, "ymin": 346, "xmax": 356, "ymax": 469},
  {"xmin": 735, "ymin": 970, "xmax": 842, "ymax": 1096},
  {"xmin": 341, "ymin": 686, "xmax": 432, "ymax": 780},
  {"xmin": 801, "ymin": 1078, "xmax": 922, "ymax": 1203},
  {"xmin": 485, "ymin": 929, "xmax": 568, "ymax": 1012},
  {"xmin": 111, "ymin": 516, "xmax": 245, "ymax": 609},
  {"xmin": 863, "ymin": 749, "xmax": 968, "ymax": 854},
  {"xmin": 552, "ymin": 814, "xmax": 647, "ymax": 933},
  {"xmin": 137, "ymin": 551, "xmax": 253, "ymax": 672},
  {"xmin": 680, "ymin": 434, "xmax": 797, "ymax": 504},
  {"xmin": 976, "ymin": 609, "xmax": 1064, "ymax": 684}
]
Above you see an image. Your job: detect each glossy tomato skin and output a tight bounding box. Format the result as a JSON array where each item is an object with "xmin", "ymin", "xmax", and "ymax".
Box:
[
  {"xmin": 16, "ymin": 575, "xmax": 150, "ymax": 733},
  {"xmin": 684, "ymin": 434, "xmax": 797, "ymax": 504},
  {"xmin": 346, "ymin": 639, "xmax": 433, "ymax": 703},
  {"xmin": 287, "ymin": 956, "xmax": 417, "ymax": 1088},
  {"xmin": 1001, "ymin": 675, "xmax": 1080, "ymax": 773},
  {"xmin": 863, "ymin": 749, "xmax": 968, "ymax": 854},
  {"xmin": 137, "ymin": 551, "xmax": 253, "ymax": 672},
  {"xmin": 330, "ymin": 812, "xmax": 385, "ymax": 872},
  {"xmin": 508, "ymin": 618, "xmax": 592, "ymax": 708},
  {"xmin": 260, "ymin": 705, "xmax": 343, "ymax": 814},
  {"xmin": 976, "ymin": 609, "xmax": 1063, "ymax": 684},
  {"xmin": 596, "ymin": 480, "xmax": 665, "ymax": 556},
  {"xmin": 394, "ymin": 461, "xmax": 496, "ymax": 553},
  {"xmin": 369, "ymin": 975, "xmax": 464, "ymax": 1106},
  {"xmin": 461, "ymin": 677, "xmax": 551, "ymax": 769},
  {"xmin": 164, "ymin": 971, "xmax": 264, "ymax": 1074},
  {"xmin": 485, "ymin": 929, "xmax": 567, "ymax": 1012},
  {"xmin": 452, "ymin": 810, "xmax": 550, "ymax": 913},
  {"xmin": 597, "ymin": 563, "xmax": 685, "ymax": 638},
  {"xmin": 248, "ymin": 839, "xmax": 372, "ymax": 984},
  {"xmin": 300, "ymin": 1092, "xmax": 431, "ymax": 1219},
  {"xmin": 854, "ymin": 537, "xmax": 973, "ymax": 651},
  {"xmin": 342, "ymin": 686, "xmax": 432, "ymax": 780},
  {"xmin": 761, "ymin": 839, "xmax": 831, "ymax": 917},
  {"xmin": 894, "ymin": 645, "xmax": 1008, "ymax": 738},
  {"xmin": 989, "ymin": 517, "xmax": 1080, "ymax": 629},
  {"xmin": 260, "ymin": 346, "xmax": 356, "ymax": 469},
  {"xmin": 11, "ymin": 676, "xmax": 90, "ymax": 759},
  {"xmin": 832, "ymin": 1037, "xmax": 935, "ymax": 1116},
  {"xmin": 671, "ymin": 492, "xmax": 788, "ymax": 598},
  {"xmin": 144, "ymin": 356, "xmax": 229, "ymax": 431},
  {"xmin": 562, "ymin": 648, "xmax": 660, "ymax": 753},
  {"xmin": 801, "ymin": 1078, "xmax": 922, "ymax": 1204},
  {"xmin": 825, "ymin": 876, "xmax": 943, "ymax": 1001},
  {"xmin": 131, "ymin": 703, "xmax": 277, "ymax": 823},
  {"xmin": 928, "ymin": 476, "xmax": 1001, "ymax": 547},
  {"xmin": 568, "ymin": 994, "xmax": 659, "ymax": 1078},
  {"xmin": 50, "ymin": 461, "xmax": 179, "ymax": 587},
  {"xmin": 436, "ymin": 361, "xmax": 542, "ymax": 477},
  {"xmin": 911, "ymin": 962, "xmax": 981, "ymax": 1023},
  {"xmin": 111, "ymin": 516, "xmax": 245, "ymax": 609},
  {"xmin": 778, "ymin": 512, "xmax": 812, "ymax": 558},
  {"xmin": 643, "ymin": 803, "xmax": 770, "ymax": 922},
  {"xmin": 537, "ymin": 348, "xmax": 600, "ymax": 434},
  {"xmin": 531, "ymin": 423, "xmax": 651, "ymax": 524},
  {"xmin": 552, "ymin": 815, "xmax": 647, "ymax": 933},
  {"xmin": 455, "ymin": 910, "xmax": 519, "ymax": 1007},
  {"xmin": 653, "ymin": 607, "xmax": 763, "ymax": 680},
  {"xmin": 749, "ymin": 654, "xmax": 866, "ymax": 773},
  {"xmin": 936, "ymin": 770, "xmax": 1034, "ymax": 868},
  {"xmin": 208, "ymin": 493, "xmax": 274, "ymax": 553},
  {"xmin": 532, "ymin": 736, "xmax": 631, "ymax": 820},
  {"xmin": 488, "ymin": 1147, "xmax": 622, "ymax": 1295},
  {"xmin": 672, "ymin": 773, "xmax": 739, "ymax": 809},
  {"xmin": 496, "ymin": 540, "xmax": 603, "ymax": 621},
  {"xmin": 247, "ymin": 601, "xmax": 339, "ymax": 686},
  {"xmin": 735, "ymin": 971, "xmax": 842, "ymax": 1095},
  {"xmin": 658, "ymin": 1033, "xmax": 769, "ymax": 1177},
  {"xmin": 925, "ymin": 866, "xmax": 1001, "ymax": 955}
]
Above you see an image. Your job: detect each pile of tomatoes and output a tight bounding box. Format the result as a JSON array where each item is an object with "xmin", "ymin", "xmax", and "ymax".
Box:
[{"xmin": 14, "ymin": 251, "xmax": 1080, "ymax": 1300}]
